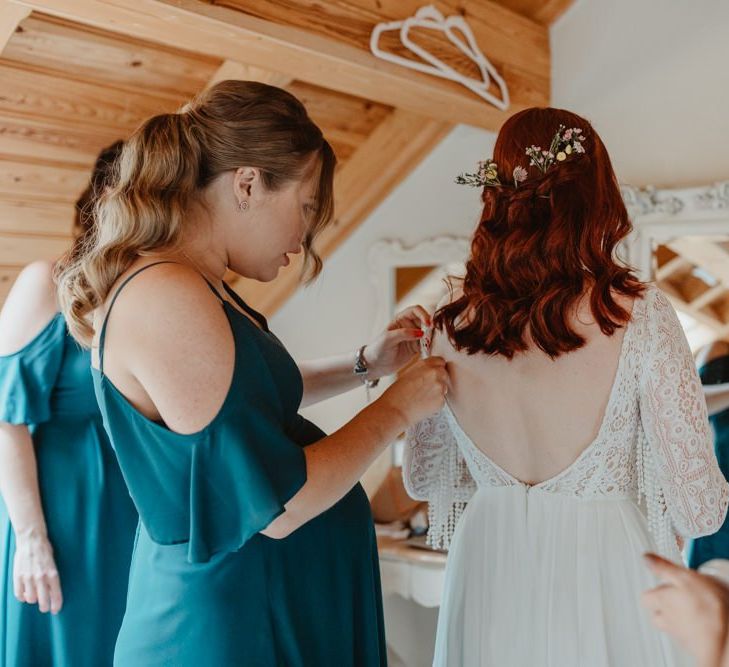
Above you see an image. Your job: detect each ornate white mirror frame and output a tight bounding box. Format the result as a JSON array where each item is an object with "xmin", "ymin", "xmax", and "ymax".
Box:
[
  {"xmin": 621, "ymin": 181, "xmax": 729, "ymax": 280},
  {"xmin": 368, "ymin": 235, "xmax": 471, "ymax": 338}
]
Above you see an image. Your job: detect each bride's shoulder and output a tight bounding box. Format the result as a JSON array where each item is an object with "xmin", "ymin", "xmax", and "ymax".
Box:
[{"xmin": 632, "ymin": 282, "xmax": 673, "ymax": 316}]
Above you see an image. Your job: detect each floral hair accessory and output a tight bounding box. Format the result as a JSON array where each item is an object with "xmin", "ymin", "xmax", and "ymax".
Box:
[
  {"xmin": 456, "ymin": 160, "xmax": 529, "ymax": 189},
  {"xmin": 525, "ymin": 124, "xmax": 585, "ymax": 173},
  {"xmin": 456, "ymin": 125, "xmax": 586, "ymax": 189}
]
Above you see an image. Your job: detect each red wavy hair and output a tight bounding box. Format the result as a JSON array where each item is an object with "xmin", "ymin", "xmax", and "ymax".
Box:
[{"xmin": 434, "ymin": 107, "xmax": 644, "ymax": 359}]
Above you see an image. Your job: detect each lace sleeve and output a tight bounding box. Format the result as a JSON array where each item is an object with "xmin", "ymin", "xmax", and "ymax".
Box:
[
  {"xmin": 639, "ymin": 287, "xmax": 729, "ymax": 540},
  {"xmin": 403, "ymin": 409, "xmax": 476, "ymax": 549}
]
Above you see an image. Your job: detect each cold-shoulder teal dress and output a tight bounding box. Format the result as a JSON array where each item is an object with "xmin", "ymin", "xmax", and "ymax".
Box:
[
  {"xmin": 0, "ymin": 312, "xmax": 137, "ymax": 667},
  {"xmin": 92, "ymin": 262, "xmax": 386, "ymax": 666}
]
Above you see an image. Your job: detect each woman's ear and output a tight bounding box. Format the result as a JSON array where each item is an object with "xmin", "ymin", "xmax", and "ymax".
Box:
[{"xmin": 233, "ymin": 166, "xmax": 259, "ymax": 200}]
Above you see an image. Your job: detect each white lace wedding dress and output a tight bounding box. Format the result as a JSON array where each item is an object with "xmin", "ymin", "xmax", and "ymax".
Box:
[{"xmin": 404, "ymin": 285, "xmax": 729, "ymax": 667}]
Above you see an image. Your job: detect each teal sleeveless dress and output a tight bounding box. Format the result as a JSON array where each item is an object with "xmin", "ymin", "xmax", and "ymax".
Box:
[
  {"xmin": 0, "ymin": 312, "xmax": 138, "ymax": 667},
  {"xmin": 92, "ymin": 262, "xmax": 386, "ymax": 666},
  {"xmin": 688, "ymin": 355, "xmax": 729, "ymax": 568}
]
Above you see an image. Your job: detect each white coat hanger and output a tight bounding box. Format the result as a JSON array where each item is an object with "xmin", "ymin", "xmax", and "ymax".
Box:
[{"xmin": 369, "ymin": 5, "xmax": 510, "ymax": 112}]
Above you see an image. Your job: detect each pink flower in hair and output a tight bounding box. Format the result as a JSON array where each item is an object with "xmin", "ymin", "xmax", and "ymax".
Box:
[{"xmin": 513, "ymin": 166, "xmax": 528, "ymax": 185}]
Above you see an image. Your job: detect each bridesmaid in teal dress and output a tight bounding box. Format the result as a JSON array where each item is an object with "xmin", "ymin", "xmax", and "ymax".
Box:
[
  {"xmin": 56, "ymin": 82, "xmax": 448, "ymax": 665},
  {"xmin": 0, "ymin": 143, "xmax": 138, "ymax": 666},
  {"xmin": 689, "ymin": 340, "xmax": 729, "ymax": 568}
]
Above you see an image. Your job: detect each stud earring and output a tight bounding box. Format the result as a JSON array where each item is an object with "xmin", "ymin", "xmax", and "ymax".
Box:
[{"xmin": 239, "ymin": 200, "xmax": 249, "ymax": 211}]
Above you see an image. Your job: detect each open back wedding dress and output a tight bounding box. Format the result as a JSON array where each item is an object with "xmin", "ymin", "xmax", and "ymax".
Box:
[{"xmin": 404, "ymin": 285, "xmax": 729, "ymax": 666}]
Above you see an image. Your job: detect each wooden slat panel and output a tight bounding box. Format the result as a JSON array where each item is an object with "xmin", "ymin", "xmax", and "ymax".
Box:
[
  {"xmin": 0, "ymin": 198, "xmax": 74, "ymax": 235},
  {"xmin": 491, "ymin": 0, "xmax": 576, "ymax": 25},
  {"xmin": 0, "ymin": 232, "xmax": 70, "ymax": 266},
  {"xmin": 0, "ymin": 158, "xmax": 88, "ymax": 203},
  {"xmin": 14, "ymin": 0, "xmax": 549, "ymax": 130},
  {"xmin": 206, "ymin": 60, "xmax": 292, "ymax": 89},
  {"xmin": 235, "ymin": 109, "xmax": 451, "ymax": 315},
  {"xmin": 0, "ymin": 265, "xmax": 22, "ymax": 303},
  {"xmin": 0, "ymin": 61, "xmax": 184, "ymax": 130},
  {"xmin": 3, "ymin": 14, "xmax": 218, "ymax": 97},
  {"xmin": 0, "ymin": 111, "xmax": 126, "ymax": 166},
  {"xmin": 0, "ymin": 1, "xmax": 30, "ymax": 53},
  {"xmin": 286, "ymin": 82, "xmax": 391, "ymax": 164}
]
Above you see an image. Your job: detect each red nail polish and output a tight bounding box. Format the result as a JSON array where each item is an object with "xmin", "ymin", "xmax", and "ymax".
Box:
[{"xmin": 415, "ymin": 330, "xmax": 424, "ymax": 338}]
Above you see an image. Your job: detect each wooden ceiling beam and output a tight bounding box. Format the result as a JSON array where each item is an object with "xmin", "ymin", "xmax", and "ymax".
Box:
[
  {"xmin": 494, "ymin": 0, "xmax": 575, "ymax": 25},
  {"xmin": 0, "ymin": 1, "xmax": 30, "ymax": 54},
  {"xmin": 235, "ymin": 109, "xmax": 451, "ymax": 315},
  {"xmin": 206, "ymin": 61, "xmax": 292, "ymax": 89},
  {"xmin": 3, "ymin": 14, "xmax": 218, "ymax": 98},
  {"xmin": 10, "ymin": 0, "xmax": 548, "ymax": 129}
]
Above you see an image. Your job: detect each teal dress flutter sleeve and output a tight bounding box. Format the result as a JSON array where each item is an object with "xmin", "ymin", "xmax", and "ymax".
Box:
[
  {"xmin": 0, "ymin": 313, "xmax": 138, "ymax": 667},
  {"xmin": 100, "ymin": 313, "xmax": 307, "ymax": 563},
  {"xmin": 0, "ymin": 313, "xmax": 65, "ymax": 425},
  {"xmin": 93, "ymin": 264, "xmax": 386, "ymax": 667},
  {"xmin": 688, "ymin": 355, "xmax": 729, "ymax": 568}
]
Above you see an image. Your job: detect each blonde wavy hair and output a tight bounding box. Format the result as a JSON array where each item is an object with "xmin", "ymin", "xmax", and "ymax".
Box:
[{"xmin": 56, "ymin": 80, "xmax": 336, "ymax": 346}]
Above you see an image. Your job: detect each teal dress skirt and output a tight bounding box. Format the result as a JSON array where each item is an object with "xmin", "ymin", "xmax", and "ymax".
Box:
[
  {"xmin": 0, "ymin": 313, "xmax": 138, "ymax": 667},
  {"xmin": 92, "ymin": 263, "xmax": 387, "ymax": 666},
  {"xmin": 688, "ymin": 354, "xmax": 729, "ymax": 568}
]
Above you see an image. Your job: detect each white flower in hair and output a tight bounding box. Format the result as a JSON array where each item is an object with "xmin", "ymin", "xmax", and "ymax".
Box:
[{"xmin": 512, "ymin": 166, "xmax": 528, "ymax": 186}]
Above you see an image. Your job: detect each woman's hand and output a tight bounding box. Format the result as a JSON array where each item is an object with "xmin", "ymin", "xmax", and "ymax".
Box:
[
  {"xmin": 365, "ymin": 305, "xmax": 432, "ymax": 379},
  {"xmin": 642, "ymin": 553, "xmax": 729, "ymax": 667},
  {"xmin": 13, "ymin": 528, "xmax": 63, "ymax": 615},
  {"xmin": 380, "ymin": 356, "xmax": 450, "ymax": 428}
]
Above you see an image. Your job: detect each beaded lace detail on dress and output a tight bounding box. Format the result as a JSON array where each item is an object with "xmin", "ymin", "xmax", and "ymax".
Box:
[{"xmin": 403, "ymin": 285, "xmax": 729, "ymax": 551}]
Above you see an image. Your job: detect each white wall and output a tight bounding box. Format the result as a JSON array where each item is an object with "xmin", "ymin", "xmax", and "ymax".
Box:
[
  {"xmin": 272, "ymin": 125, "xmax": 494, "ymax": 490},
  {"xmin": 551, "ymin": 0, "xmax": 729, "ymax": 188}
]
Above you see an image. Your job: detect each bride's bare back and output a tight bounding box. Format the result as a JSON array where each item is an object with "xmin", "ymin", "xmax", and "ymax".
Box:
[{"xmin": 433, "ymin": 290, "xmax": 637, "ymax": 486}]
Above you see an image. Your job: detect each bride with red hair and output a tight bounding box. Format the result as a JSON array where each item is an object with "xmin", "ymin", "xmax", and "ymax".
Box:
[{"xmin": 404, "ymin": 107, "xmax": 729, "ymax": 665}]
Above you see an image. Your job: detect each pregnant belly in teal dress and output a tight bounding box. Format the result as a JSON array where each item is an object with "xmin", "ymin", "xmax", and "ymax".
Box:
[{"xmin": 122, "ymin": 481, "xmax": 382, "ymax": 667}]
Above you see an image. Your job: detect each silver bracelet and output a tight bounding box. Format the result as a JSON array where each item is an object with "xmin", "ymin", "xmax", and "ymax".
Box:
[{"xmin": 354, "ymin": 345, "xmax": 380, "ymax": 402}]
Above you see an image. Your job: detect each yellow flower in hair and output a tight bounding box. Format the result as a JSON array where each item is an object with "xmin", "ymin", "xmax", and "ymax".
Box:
[
  {"xmin": 556, "ymin": 151, "xmax": 567, "ymax": 161},
  {"xmin": 565, "ymin": 145, "xmax": 573, "ymax": 155}
]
